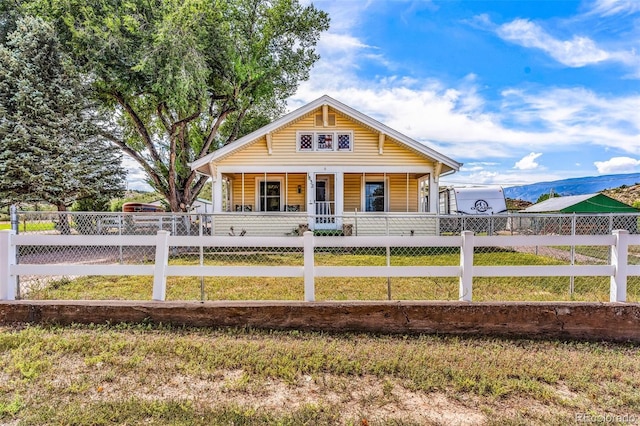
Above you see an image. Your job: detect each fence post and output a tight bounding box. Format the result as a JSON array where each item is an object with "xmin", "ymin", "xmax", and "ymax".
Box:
[
  {"xmin": 153, "ymin": 230, "xmax": 170, "ymax": 301},
  {"xmin": 459, "ymin": 230, "xmax": 474, "ymax": 302},
  {"xmin": 10, "ymin": 205, "xmax": 18, "ymax": 234},
  {"xmin": 303, "ymin": 230, "xmax": 315, "ymax": 302},
  {"xmin": 0, "ymin": 230, "xmax": 17, "ymax": 301},
  {"xmin": 610, "ymin": 229, "xmax": 628, "ymax": 303}
]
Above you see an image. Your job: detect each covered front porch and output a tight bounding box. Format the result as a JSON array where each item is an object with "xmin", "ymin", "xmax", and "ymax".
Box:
[{"xmin": 209, "ymin": 168, "xmax": 442, "ymax": 235}]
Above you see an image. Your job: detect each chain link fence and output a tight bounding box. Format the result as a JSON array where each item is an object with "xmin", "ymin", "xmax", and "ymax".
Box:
[{"xmin": 7, "ymin": 210, "xmax": 640, "ymax": 303}]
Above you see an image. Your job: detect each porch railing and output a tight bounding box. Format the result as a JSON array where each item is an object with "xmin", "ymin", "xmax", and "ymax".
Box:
[{"xmin": 315, "ymin": 201, "xmax": 335, "ymax": 224}]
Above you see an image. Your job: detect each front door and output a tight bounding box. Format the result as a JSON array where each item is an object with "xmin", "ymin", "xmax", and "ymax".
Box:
[{"xmin": 314, "ymin": 175, "xmax": 335, "ymax": 229}]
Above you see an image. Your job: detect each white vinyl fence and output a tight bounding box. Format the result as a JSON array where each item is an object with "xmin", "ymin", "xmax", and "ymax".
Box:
[{"xmin": 1, "ymin": 229, "xmax": 639, "ymax": 303}]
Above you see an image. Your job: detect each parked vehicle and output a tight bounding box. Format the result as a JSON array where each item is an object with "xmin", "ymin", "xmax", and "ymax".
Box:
[
  {"xmin": 439, "ymin": 186, "xmax": 508, "ymax": 215},
  {"xmin": 439, "ymin": 186, "xmax": 508, "ymax": 234},
  {"xmin": 122, "ymin": 202, "xmax": 165, "ymax": 213}
]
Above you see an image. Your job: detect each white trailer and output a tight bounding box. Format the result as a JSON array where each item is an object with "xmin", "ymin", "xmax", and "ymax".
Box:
[
  {"xmin": 439, "ymin": 186, "xmax": 508, "ymax": 215},
  {"xmin": 439, "ymin": 186, "xmax": 508, "ymax": 234}
]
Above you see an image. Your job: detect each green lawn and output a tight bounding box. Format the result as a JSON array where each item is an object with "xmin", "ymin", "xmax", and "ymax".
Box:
[
  {"xmin": 0, "ymin": 221, "xmax": 55, "ymax": 232},
  {"xmin": 24, "ymin": 248, "xmax": 640, "ymax": 302}
]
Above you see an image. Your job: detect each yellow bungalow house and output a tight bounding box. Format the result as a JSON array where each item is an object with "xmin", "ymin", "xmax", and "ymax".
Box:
[{"xmin": 190, "ymin": 95, "xmax": 461, "ymax": 235}]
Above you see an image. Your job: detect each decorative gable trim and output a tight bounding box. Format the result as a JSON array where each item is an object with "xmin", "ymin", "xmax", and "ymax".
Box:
[
  {"xmin": 190, "ymin": 95, "xmax": 462, "ymax": 174},
  {"xmin": 378, "ymin": 133, "xmax": 385, "ymax": 155},
  {"xmin": 266, "ymin": 133, "xmax": 273, "ymax": 155}
]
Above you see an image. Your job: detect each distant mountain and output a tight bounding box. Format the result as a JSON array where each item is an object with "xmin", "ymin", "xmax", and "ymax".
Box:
[{"xmin": 503, "ymin": 173, "xmax": 640, "ymax": 202}]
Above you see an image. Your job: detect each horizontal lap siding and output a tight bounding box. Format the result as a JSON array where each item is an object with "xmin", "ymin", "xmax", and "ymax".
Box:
[
  {"xmin": 211, "ymin": 215, "xmax": 437, "ymax": 236},
  {"xmin": 389, "ymin": 174, "xmax": 418, "ymax": 212},
  {"xmin": 212, "ymin": 215, "xmax": 305, "ymax": 236},
  {"xmin": 344, "ymin": 174, "xmax": 362, "ymax": 212},
  {"xmin": 285, "ymin": 174, "xmax": 306, "ymax": 211},
  {"xmin": 218, "ymin": 108, "xmax": 431, "ymax": 167},
  {"xmin": 350, "ymin": 216, "xmax": 438, "ymax": 236},
  {"xmin": 228, "ymin": 173, "xmax": 307, "ymax": 212},
  {"xmin": 231, "ymin": 175, "xmax": 256, "ymax": 211}
]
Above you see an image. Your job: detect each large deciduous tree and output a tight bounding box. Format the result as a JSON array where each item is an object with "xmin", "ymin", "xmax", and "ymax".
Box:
[
  {"xmin": 27, "ymin": 0, "xmax": 330, "ymax": 212},
  {"xmin": 0, "ymin": 16, "xmax": 126, "ymax": 222}
]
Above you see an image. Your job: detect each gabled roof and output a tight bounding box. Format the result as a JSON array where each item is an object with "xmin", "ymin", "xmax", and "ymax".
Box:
[
  {"xmin": 520, "ymin": 193, "xmax": 638, "ymax": 213},
  {"xmin": 521, "ymin": 194, "xmax": 594, "ymax": 212},
  {"xmin": 190, "ymin": 94, "xmax": 462, "ymax": 174}
]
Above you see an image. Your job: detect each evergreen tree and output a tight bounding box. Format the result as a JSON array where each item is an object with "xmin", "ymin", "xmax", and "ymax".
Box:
[{"xmin": 0, "ymin": 16, "xmax": 126, "ymax": 227}]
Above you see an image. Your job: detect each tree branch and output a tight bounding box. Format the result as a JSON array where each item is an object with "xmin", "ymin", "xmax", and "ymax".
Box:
[
  {"xmin": 188, "ymin": 174, "xmax": 210, "ymax": 207},
  {"xmin": 169, "ymin": 108, "xmax": 201, "ymax": 135},
  {"xmin": 109, "ymin": 91, "xmax": 164, "ymax": 167},
  {"xmin": 156, "ymin": 103, "xmax": 172, "ymax": 134},
  {"xmin": 225, "ymin": 106, "xmax": 249, "ymax": 145},
  {"xmin": 99, "ymin": 130, "xmax": 168, "ymax": 194},
  {"xmin": 198, "ymin": 108, "xmax": 233, "ymax": 158}
]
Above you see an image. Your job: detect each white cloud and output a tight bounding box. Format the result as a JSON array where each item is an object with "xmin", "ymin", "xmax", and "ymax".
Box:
[
  {"xmin": 122, "ymin": 156, "xmax": 153, "ymax": 191},
  {"xmin": 594, "ymin": 157, "xmax": 640, "ymax": 174},
  {"xmin": 320, "ymin": 33, "xmax": 374, "ymax": 52},
  {"xmin": 588, "ymin": 0, "xmax": 640, "ymax": 16},
  {"xmin": 294, "ymin": 80, "xmax": 640, "ymax": 162},
  {"xmin": 497, "ymin": 19, "xmax": 610, "ymax": 67},
  {"xmin": 514, "ymin": 153, "xmax": 543, "ymax": 170},
  {"xmin": 442, "ymin": 168, "xmax": 575, "ymax": 187},
  {"xmin": 466, "ymin": 13, "xmax": 495, "ymax": 30},
  {"xmin": 500, "ymin": 88, "xmax": 640, "ymax": 154}
]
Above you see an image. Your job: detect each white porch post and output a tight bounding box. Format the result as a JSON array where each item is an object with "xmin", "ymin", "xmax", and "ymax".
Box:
[
  {"xmin": 335, "ymin": 172, "xmax": 344, "ymax": 228},
  {"xmin": 213, "ymin": 170, "xmax": 223, "ymax": 213},
  {"xmin": 307, "ymin": 172, "xmax": 314, "ymax": 230},
  {"xmin": 428, "ymin": 173, "xmax": 439, "ymax": 213}
]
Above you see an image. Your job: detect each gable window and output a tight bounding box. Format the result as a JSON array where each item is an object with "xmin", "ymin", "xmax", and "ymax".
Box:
[
  {"xmin": 256, "ymin": 179, "xmax": 283, "ymax": 211},
  {"xmin": 316, "ymin": 133, "xmax": 333, "ymax": 150},
  {"xmin": 337, "ymin": 133, "xmax": 351, "ymax": 151},
  {"xmin": 297, "ymin": 131, "xmax": 353, "ymax": 152},
  {"xmin": 299, "ymin": 133, "xmax": 313, "ymax": 151},
  {"xmin": 365, "ymin": 181, "xmax": 386, "ymax": 212}
]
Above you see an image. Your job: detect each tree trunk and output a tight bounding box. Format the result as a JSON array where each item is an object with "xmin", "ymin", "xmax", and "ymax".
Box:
[{"xmin": 56, "ymin": 203, "xmax": 71, "ymax": 235}]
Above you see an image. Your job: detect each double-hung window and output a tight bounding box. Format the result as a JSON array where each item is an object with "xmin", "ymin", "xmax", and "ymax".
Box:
[
  {"xmin": 365, "ymin": 181, "xmax": 386, "ymax": 212},
  {"xmin": 257, "ymin": 180, "xmax": 282, "ymax": 211}
]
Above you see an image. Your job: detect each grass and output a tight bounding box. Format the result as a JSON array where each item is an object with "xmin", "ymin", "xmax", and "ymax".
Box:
[
  {"xmin": 25, "ymin": 248, "xmax": 640, "ymax": 302},
  {"xmin": 0, "ymin": 324, "xmax": 639, "ymax": 425},
  {"xmin": 0, "ymin": 221, "xmax": 55, "ymax": 232}
]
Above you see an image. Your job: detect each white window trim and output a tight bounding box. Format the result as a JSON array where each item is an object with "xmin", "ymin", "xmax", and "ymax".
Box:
[
  {"xmin": 254, "ymin": 176, "xmax": 285, "ymax": 212},
  {"xmin": 361, "ymin": 176, "xmax": 389, "ymax": 213},
  {"xmin": 296, "ymin": 131, "xmax": 353, "ymax": 152}
]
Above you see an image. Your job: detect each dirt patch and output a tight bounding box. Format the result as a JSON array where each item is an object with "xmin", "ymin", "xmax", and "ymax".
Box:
[
  {"xmin": 512, "ymin": 245, "xmax": 604, "ymax": 264},
  {"xmin": 51, "ymin": 355, "xmax": 486, "ymax": 424}
]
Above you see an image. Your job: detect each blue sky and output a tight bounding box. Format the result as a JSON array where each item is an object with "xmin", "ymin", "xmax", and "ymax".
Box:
[
  {"xmin": 125, "ymin": 0, "xmax": 640, "ymax": 190},
  {"xmin": 289, "ymin": 0, "xmax": 640, "ymax": 187}
]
